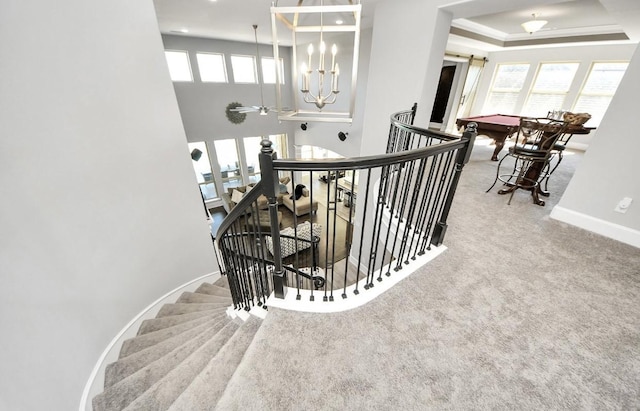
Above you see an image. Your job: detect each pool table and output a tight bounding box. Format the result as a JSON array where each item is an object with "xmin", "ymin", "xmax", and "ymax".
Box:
[
  {"xmin": 456, "ymin": 114, "xmax": 521, "ymax": 161},
  {"xmin": 457, "ymin": 114, "xmax": 596, "ymax": 161}
]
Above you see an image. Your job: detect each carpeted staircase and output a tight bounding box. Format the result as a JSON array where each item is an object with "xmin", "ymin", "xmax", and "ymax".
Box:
[{"xmin": 92, "ymin": 279, "xmax": 263, "ymax": 411}]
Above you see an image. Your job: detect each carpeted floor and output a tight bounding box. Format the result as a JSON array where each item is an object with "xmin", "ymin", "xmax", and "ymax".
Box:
[{"xmin": 215, "ymin": 138, "xmax": 640, "ymax": 410}]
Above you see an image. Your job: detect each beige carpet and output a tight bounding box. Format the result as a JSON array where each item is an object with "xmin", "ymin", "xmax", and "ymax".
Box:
[{"xmin": 216, "ymin": 138, "xmax": 640, "ymax": 410}]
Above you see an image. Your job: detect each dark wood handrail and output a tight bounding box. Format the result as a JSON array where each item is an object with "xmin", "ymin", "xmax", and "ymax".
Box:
[
  {"xmin": 273, "ymin": 139, "xmax": 466, "ymax": 172},
  {"xmin": 214, "ymin": 180, "xmax": 265, "ymax": 240},
  {"xmin": 214, "ymin": 105, "xmax": 477, "ymax": 309}
]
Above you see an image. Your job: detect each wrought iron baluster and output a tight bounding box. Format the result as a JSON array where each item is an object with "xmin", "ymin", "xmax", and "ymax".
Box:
[
  {"xmin": 409, "ymin": 156, "xmax": 438, "ymax": 259},
  {"xmin": 379, "ymin": 160, "xmax": 405, "ymax": 278},
  {"xmin": 418, "ymin": 153, "xmax": 447, "ymax": 254},
  {"xmin": 214, "ymin": 107, "xmax": 476, "ymax": 307},
  {"xmin": 397, "ymin": 156, "xmax": 428, "ymax": 265}
]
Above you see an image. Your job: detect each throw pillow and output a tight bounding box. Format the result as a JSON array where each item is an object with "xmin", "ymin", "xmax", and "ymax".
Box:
[
  {"xmin": 563, "ymin": 112, "xmax": 591, "ymax": 126},
  {"xmin": 231, "ymin": 188, "xmax": 244, "ymax": 204},
  {"xmin": 291, "ymin": 184, "xmax": 305, "ymax": 200},
  {"xmin": 279, "ymin": 183, "xmax": 288, "ymax": 194}
]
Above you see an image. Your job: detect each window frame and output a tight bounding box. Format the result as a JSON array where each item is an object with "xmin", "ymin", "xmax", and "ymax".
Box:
[
  {"xmin": 570, "ymin": 60, "xmax": 629, "ymax": 126},
  {"xmin": 485, "ymin": 62, "xmax": 531, "ymax": 114},
  {"xmin": 195, "ymin": 52, "xmax": 228, "ymax": 83},
  {"xmin": 164, "ymin": 49, "xmax": 194, "ymax": 83},
  {"xmin": 230, "ymin": 54, "xmax": 258, "ymax": 84},
  {"xmin": 261, "ymin": 57, "xmax": 285, "ymax": 85},
  {"xmin": 187, "ymin": 141, "xmax": 219, "ymax": 201},
  {"xmin": 522, "ymin": 61, "xmax": 580, "ymax": 117}
]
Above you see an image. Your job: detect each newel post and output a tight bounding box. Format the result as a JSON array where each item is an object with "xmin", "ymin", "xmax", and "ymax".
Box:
[
  {"xmin": 259, "ymin": 139, "xmax": 287, "ymax": 299},
  {"xmin": 431, "ymin": 122, "xmax": 477, "ymax": 246}
]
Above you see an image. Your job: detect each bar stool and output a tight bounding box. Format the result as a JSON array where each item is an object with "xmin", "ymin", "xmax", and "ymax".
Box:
[{"xmin": 487, "ymin": 117, "xmax": 569, "ymax": 206}]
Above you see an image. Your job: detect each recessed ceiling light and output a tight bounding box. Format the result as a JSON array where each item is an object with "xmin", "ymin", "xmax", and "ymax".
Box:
[{"xmin": 335, "ymin": 19, "xmax": 343, "ymax": 25}]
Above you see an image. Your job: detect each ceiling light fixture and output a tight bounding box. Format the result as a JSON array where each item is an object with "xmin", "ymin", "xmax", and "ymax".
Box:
[
  {"xmin": 271, "ymin": 0, "xmax": 361, "ymax": 123},
  {"xmin": 521, "ymin": 13, "xmax": 547, "ymax": 34},
  {"xmin": 299, "ymin": 0, "xmax": 340, "ymax": 110}
]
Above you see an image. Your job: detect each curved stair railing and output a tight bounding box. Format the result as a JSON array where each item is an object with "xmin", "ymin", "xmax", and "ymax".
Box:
[{"xmin": 215, "ymin": 105, "xmax": 477, "ymax": 311}]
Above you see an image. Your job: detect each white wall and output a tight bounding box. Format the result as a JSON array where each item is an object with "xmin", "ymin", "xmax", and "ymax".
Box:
[
  {"xmin": 162, "ymin": 34, "xmax": 297, "ymax": 143},
  {"xmin": 359, "ymin": 0, "xmax": 453, "ymax": 155},
  {"xmin": 161, "ymin": 35, "xmax": 297, "ymax": 203},
  {"xmin": 0, "ymin": 1, "xmax": 217, "ymax": 410},
  {"xmin": 552, "ymin": 43, "xmax": 640, "ymax": 245},
  {"xmin": 472, "ymin": 43, "xmax": 637, "ymax": 148}
]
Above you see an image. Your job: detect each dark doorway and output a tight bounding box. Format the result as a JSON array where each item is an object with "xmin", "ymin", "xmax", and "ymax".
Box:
[{"xmin": 430, "ymin": 65, "xmax": 456, "ymax": 124}]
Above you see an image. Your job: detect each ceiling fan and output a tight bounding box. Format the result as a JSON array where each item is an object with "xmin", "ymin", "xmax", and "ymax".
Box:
[{"xmin": 231, "ymin": 25, "xmax": 277, "ymax": 116}]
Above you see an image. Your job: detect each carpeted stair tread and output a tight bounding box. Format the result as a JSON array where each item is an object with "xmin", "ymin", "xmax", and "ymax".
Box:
[
  {"xmin": 156, "ymin": 302, "xmax": 230, "ymax": 318},
  {"xmin": 137, "ymin": 308, "xmax": 228, "ymax": 336},
  {"xmin": 122, "ymin": 319, "xmax": 246, "ymax": 411},
  {"xmin": 212, "ymin": 276, "xmax": 230, "ymax": 289},
  {"xmin": 107, "ymin": 315, "xmax": 232, "ymax": 386},
  {"xmin": 175, "ymin": 291, "xmax": 232, "ymax": 304},
  {"xmin": 167, "ymin": 316, "xmax": 263, "ymax": 411},
  {"xmin": 93, "ymin": 314, "xmax": 233, "ymax": 411},
  {"xmin": 194, "ymin": 282, "xmax": 233, "ymax": 297},
  {"xmin": 119, "ymin": 313, "xmax": 227, "ymax": 360}
]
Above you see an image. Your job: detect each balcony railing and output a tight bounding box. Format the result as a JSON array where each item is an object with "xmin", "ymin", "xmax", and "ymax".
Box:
[{"xmin": 215, "ymin": 105, "xmax": 477, "ymax": 311}]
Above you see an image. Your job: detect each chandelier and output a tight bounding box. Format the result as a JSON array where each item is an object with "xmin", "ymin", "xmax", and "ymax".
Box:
[
  {"xmin": 270, "ymin": 0, "xmax": 362, "ymax": 123},
  {"xmin": 300, "ymin": 0, "xmax": 339, "ymax": 110}
]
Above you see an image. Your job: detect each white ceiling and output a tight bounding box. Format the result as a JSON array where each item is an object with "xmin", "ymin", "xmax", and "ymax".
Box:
[
  {"xmin": 153, "ymin": 0, "xmax": 380, "ymax": 46},
  {"xmin": 152, "ymin": 0, "xmax": 640, "ymax": 50},
  {"xmin": 466, "ymin": 0, "xmax": 618, "ymax": 34}
]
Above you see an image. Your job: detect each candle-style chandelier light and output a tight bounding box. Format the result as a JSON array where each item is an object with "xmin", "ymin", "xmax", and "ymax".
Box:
[
  {"xmin": 300, "ymin": 0, "xmax": 340, "ymax": 110},
  {"xmin": 271, "ymin": 0, "xmax": 361, "ymax": 123}
]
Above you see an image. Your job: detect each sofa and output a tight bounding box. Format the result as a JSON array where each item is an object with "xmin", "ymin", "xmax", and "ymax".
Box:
[
  {"xmin": 221, "ymin": 176, "xmax": 291, "ymax": 213},
  {"xmin": 282, "ymin": 187, "xmax": 319, "ymax": 217}
]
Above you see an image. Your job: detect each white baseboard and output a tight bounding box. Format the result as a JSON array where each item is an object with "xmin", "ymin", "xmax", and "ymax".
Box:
[
  {"xmin": 550, "ymin": 205, "xmax": 640, "ymax": 249},
  {"xmin": 79, "ymin": 271, "xmax": 222, "ymax": 411},
  {"xmin": 566, "ymin": 141, "xmax": 588, "ymax": 151}
]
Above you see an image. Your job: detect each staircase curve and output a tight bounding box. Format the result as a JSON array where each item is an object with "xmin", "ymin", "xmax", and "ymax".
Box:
[
  {"xmin": 215, "ymin": 104, "xmax": 477, "ymax": 311},
  {"xmin": 89, "ymin": 105, "xmax": 477, "ymax": 410}
]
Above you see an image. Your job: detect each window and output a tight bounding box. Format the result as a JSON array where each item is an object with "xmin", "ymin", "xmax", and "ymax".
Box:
[
  {"xmin": 268, "ymin": 134, "xmax": 288, "ymax": 159},
  {"xmin": 572, "ymin": 62, "xmax": 629, "ymax": 126},
  {"xmin": 243, "ymin": 137, "xmax": 263, "ymax": 184},
  {"xmin": 261, "ymin": 57, "xmax": 285, "ymax": 84},
  {"xmin": 296, "ymin": 145, "xmax": 343, "ymax": 160},
  {"xmin": 485, "ymin": 63, "xmax": 530, "ymax": 114},
  {"xmin": 230, "ymin": 55, "xmax": 257, "ymax": 83},
  {"xmin": 522, "ymin": 62, "xmax": 579, "ymax": 117},
  {"xmin": 188, "ymin": 142, "xmax": 218, "ymax": 200},
  {"xmin": 242, "ymin": 134, "xmax": 289, "ymax": 184},
  {"xmin": 196, "ymin": 52, "xmax": 227, "ymax": 83},
  {"xmin": 164, "ymin": 50, "xmax": 193, "ymax": 82},
  {"xmin": 214, "ymin": 139, "xmax": 243, "ymax": 191}
]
